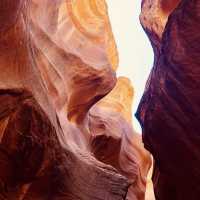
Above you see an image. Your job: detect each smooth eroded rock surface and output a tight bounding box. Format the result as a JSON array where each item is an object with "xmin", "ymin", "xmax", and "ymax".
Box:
[
  {"xmin": 0, "ymin": 0, "xmax": 151, "ymax": 199},
  {"xmin": 0, "ymin": 0, "xmax": 128, "ymax": 199},
  {"xmin": 89, "ymin": 77, "xmax": 152, "ymax": 200}
]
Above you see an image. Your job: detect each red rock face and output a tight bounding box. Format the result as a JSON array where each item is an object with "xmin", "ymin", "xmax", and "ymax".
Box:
[
  {"xmin": 0, "ymin": 1, "xmax": 151, "ymax": 199},
  {"xmin": 161, "ymin": 0, "xmax": 181, "ymax": 14},
  {"xmin": 0, "ymin": 0, "xmax": 24, "ymax": 32},
  {"xmin": 138, "ymin": 0, "xmax": 200, "ymax": 199}
]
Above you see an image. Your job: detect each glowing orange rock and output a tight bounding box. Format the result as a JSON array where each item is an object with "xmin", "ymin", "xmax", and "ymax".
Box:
[
  {"xmin": 89, "ymin": 77, "xmax": 152, "ymax": 200},
  {"xmin": 31, "ymin": 0, "xmax": 118, "ymax": 71},
  {"xmin": 0, "ymin": 1, "xmax": 128, "ymax": 199},
  {"xmin": 0, "ymin": 0, "xmax": 151, "ymax": 199},
  {"xmin": 30, "ymin": 0, "xmax": 118, "ymax": 124}
]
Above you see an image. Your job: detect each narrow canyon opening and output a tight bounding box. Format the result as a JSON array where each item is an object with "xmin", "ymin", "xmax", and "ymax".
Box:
[
  {"xmin": 106, "ymin": 0, "xmax": 154, "ymax": 133},
  {"xmin": 2, "ymin": 0, "xmax": 199, "ymax": 199}
]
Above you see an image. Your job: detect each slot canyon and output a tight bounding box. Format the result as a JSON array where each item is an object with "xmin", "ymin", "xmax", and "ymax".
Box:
[{"xmin": 0, "ymin": 0, "xmax": 199, "ymax": 200}]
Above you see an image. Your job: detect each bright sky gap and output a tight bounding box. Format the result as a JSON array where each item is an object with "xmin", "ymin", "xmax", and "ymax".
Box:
[{"xmin": 106, "ymin": 0, "xmax": 154, "ymax": 133}]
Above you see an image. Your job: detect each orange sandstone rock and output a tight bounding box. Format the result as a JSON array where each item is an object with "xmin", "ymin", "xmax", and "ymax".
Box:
[
  {"xmin": 0, "ymin": 1, "xmax": 128, "ymax": 199},
  {"xmin": 89, "ymin": 77, "xmax": 152, "ymax": 200},
  {"xmin": 0, "ymin": 0, "xmax": 151, "ymax": 199}
]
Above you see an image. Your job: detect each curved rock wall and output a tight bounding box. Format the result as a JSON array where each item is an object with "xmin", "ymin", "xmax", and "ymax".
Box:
[
  {"xmin": 0, "ymin": 0, "xmax": 151, "ymax": 199},
  {"xmin": 89, "ymin": 77, "xmax": 152, "ymax": 199},
  {"xmin": 137, "ymin": 0, "xmax": 200, "ymax": 199}
]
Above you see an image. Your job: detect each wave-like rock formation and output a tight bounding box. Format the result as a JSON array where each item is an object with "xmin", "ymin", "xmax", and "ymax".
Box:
[
  {"xmin": 89, "ymin": 77, "xmax": 152, "ymax": 200},
  {"xmin": 137, "ymin": 0, "xmax": 200, "ymax": 199},
  {"xmin": 0, "ymin": 0, "xmax": 151, "ymax": 199}
]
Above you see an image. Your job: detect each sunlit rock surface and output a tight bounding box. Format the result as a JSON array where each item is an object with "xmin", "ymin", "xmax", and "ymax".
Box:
[
  {"xmin": 0, "ymin": 0, "xmax": 151, "ymax": 199},
  {"xmin": 32, "ymin": 0, "xmax": 118, "ymax": 70},
  {"xmin": 89, "ymin": 77, "xmax": 152, "ymax": 200},
  {"xmin": 137, "ymin": 0, "xmax": 200, "ymax": 199},
  {"xmin": 30, "ymin": 0, "xmax": 118, "ymax": 124},
  {"xmin": 0, "ymin": 0, "xmax": 125, "ymax": 199}
]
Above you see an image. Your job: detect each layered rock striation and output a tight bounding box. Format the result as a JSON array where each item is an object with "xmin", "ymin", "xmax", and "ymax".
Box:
[
  {"xmin": 0, "ymin": 0, "xmax": 151, "ymax": 199},
  {"xmin": 89, "ymin": 77, "xmax": 152, "ymax": 200},
  {"xmin": 137, "ymin": 0, "xmax": 200, "ymax": 199}
]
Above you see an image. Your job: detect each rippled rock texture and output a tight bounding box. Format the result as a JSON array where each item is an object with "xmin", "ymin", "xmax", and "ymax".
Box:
[
  {"xmin": 0, "ymin": 0, "xmax": 150, "ymax": 199},
  {"xmin": 89, "ymin": 77, "xmax": 152, "ymax": 200},
  {"xmin": 137, "ymin": 0, "xmax": 200, "ymax": 199}
]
